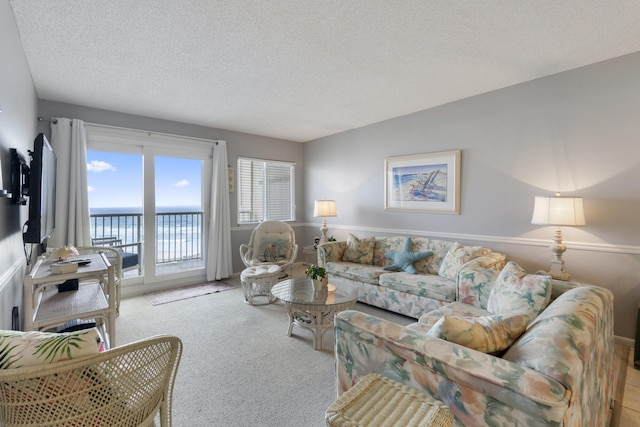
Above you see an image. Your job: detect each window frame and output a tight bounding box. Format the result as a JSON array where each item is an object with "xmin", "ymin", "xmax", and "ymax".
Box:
[{"xmin": 236, "ymin": 157, "xmax": 296, "ymax": 225}]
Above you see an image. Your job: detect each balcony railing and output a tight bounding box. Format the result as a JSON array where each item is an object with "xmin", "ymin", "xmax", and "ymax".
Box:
[{"xmin": 90, "ymin": 211, "xmax": 204, "ymax": 264}]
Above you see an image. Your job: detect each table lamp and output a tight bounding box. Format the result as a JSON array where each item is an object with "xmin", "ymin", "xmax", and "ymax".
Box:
[
  {"xmin": 314, "ymin": 199, "xmax": 337, "ymax": 244},
  {"xmin": 531, "ymin": 194, "xmax": 585, "ymax": 281}
]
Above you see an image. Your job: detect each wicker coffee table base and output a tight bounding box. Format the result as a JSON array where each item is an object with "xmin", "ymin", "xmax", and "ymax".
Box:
[{"xmin": 284, "ymin": 300, "xmax": 356, "ymax": 351}]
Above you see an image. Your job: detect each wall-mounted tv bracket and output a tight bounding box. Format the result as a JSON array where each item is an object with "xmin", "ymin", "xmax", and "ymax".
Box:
[{"xmin": 10, "ymin": 148, "xmax": 29, "ymax": 205}]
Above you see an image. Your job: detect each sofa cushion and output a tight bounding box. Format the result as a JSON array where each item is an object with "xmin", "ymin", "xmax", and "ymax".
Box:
[
  {"xmin": 342, "ymin": 234, "xmax": 375, "ymax": 264},
  {"xmin": 487, "ymin": 261, "xmax": 552, "ymax": 320},
  {"xmin": 0, "ymin": 328, "xmax": 104, "ymax": 369},
  {"xmin": 379, "ymin": 272, "xmax": 456, "ymax": 302},
  {"xmin": 426, "ymin": 313, "xmax": 530, "ymax": 354},
  {"xmin": 382, "ymin": 238, "xmax": 433, "ymax": 274},
  {"xmin": 409, "ymin": 301, "xmax": 493, "ymax": 333},
  {"xmin": 326, "ymin": 261, "xmax": 387, "ymax": 285},
  {"xmin": 438, "ymin": 242, "xmax": 489, "ymax": 280}
]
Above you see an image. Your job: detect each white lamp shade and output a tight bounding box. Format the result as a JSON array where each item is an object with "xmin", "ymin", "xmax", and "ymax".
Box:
[
  {"xmin": 313, "ymin": 199, "xmax": 337, "ymax": 217},
  {"xmin": 531, "ymin": 196, "xmax": 586, "ymax": 226}
]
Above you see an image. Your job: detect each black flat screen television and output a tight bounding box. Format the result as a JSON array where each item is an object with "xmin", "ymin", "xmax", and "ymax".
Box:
[{"xmin": 23, "ymin": 133, "xmax": 57, "ymax": 244}]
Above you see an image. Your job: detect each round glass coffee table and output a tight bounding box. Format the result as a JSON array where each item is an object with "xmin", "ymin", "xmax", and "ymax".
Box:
[{"xmin": 271, "ymin": 278, "xmax": 359, "ymax": 351}]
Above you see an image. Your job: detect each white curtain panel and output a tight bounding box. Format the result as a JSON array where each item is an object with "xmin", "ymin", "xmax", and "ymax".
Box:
[
  {"xmin": 48, "ymin": 118, "xmax": 92, "ymax": 248},
  {"xmin": 206, "ymin": 141, "xmax": 233, "ymax": 280}
]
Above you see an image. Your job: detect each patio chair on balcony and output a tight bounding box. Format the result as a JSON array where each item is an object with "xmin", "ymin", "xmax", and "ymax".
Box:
[
  {"xmin": 239, "ymin": 221, "xmax": 298, "ymax": 278},
  {"xmin": 92, "ymin": 237, "xmax": 142, "ymax": 275}
]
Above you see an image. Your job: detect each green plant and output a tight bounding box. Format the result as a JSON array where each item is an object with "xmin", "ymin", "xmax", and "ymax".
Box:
[
  {"xmin": 327, "ymin": 236, "xmax": 336, "ymax": 242},
  {"xmin": 305, "ymin": 264, "xmax": 326, "ymax": 280}
]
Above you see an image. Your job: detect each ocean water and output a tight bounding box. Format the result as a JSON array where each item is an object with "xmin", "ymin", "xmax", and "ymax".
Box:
[{"xmin": 90, "ymin": 206, "xmax": 203, "ymax": 261}]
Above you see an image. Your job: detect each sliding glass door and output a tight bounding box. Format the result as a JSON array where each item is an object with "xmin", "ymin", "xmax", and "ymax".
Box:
[
  {"xmin": 154, "ymin": 156, "xmax": 204, "ymax": 276},
  {"xmin": 86, "ymin": 126, "xmax": 211, "ymax": 286}
]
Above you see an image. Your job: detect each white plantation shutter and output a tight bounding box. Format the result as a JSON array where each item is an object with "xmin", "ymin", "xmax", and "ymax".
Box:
[{"xmin": 237, "ymin": 157, "xmax": 295, "ymax": 224}]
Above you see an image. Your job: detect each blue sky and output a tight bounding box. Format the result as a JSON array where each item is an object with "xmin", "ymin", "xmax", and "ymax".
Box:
[{"xmin": 86, "ymin": 151, "xmax": 202, "ymax": 209}]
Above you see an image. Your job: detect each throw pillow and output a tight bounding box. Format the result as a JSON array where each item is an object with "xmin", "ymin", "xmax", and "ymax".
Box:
[
  {"xmin": 342, "ymin": 234, "xmax": 375, "ymax": 264},
  {"xmin": 486, "ymin": 261, "xmax": 552, "ymax": 321},
  {"xmin": 426, "ymin": 313, "xmax": 530, "ymax": 354},
  {"xmin": 382, "ymin": 237, "xmax": 433, "ymax": 274},
  {"xmin": 0, "ymin": 328, "xmax": 104, "ymax": 369},
  {"xmin": 257, "ymin": 238, "xmax": 289, "ymax": 262},
  {"xmin": 438, "ymin": 242, "xmax": 487, "ymax": 281}
]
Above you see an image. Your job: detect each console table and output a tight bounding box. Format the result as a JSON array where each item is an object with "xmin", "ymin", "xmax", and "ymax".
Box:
[{"xmin": 24, "ymin": 253, "xmax": 116, "ymax": 348}]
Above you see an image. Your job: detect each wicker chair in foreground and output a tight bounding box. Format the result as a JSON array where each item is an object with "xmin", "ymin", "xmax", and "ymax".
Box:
[{"xmin": 0, "ymin": 335, "xmax": 183, "ymax": 427}]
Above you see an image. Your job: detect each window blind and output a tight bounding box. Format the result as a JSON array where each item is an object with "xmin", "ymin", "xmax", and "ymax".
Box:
[{"xmin": 237, "ymin": 157, "xmax": 295, "ymax": 224}]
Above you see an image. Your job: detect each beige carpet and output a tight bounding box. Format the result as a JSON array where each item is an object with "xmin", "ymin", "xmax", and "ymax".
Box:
[
  {"xmin": 117, "ymin": 263, "xmax": 413, "ymax": 427},
  {"xmin": 143, "ymin": 281, "xmax": 235, "ymax": 305}
]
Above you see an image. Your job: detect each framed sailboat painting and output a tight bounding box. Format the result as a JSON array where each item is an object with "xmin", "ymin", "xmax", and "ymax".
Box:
[{"xmin": 384, "ymin": 150, "xmax": 461, "ymax": 214}]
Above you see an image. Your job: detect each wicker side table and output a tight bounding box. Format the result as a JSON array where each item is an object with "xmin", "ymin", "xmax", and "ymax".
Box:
[{"xmin": 326, "ymin": 373, "xmax": 454, "ymax": 427}]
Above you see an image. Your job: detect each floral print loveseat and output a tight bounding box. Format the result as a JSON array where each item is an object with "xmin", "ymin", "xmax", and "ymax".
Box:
[
  {"xmin": 334, "ymin": 267, "xmax": 615, "ymax": 426},
  {"xmin": 318, "ymin": 235, "xmax": 506, "ymax": 318}
]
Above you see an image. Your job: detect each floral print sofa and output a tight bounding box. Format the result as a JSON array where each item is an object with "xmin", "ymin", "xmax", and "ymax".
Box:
[
  {"xmin": 318, "ymin": 235, "xmax": 506, "ymax": 318},
  {"xmin": 334, "ymin": 265, "xmax": 615, "ymax": 426}
]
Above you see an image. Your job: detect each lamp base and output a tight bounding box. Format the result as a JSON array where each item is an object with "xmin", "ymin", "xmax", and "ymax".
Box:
[
  {"xmin": 319, "ymin": 218, "xmax": 328, "ymax": 245},
  {"xmin": 549, "ymin": 259, "xmax": 570, "ymax": 281}
]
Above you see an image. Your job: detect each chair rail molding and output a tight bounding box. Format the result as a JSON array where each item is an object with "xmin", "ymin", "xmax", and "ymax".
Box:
[{"xmin": 299, "ymin": 223, "xmax": 640, "ymax": 256}]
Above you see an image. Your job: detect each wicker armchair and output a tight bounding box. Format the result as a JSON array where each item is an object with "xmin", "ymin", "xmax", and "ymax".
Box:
[
  {"xmin": 77, "ymin": 246, "xmax": 123, "ymax": 316},
  {"xmin": 0, "ymin": 335, "xmax": 182, "ymax": 427},
  {"xmin": 239, "ymin": 221, "xmax": 298, "ymax": 277}
]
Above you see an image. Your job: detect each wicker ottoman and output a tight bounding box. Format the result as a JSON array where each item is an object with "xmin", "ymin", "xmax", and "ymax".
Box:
[
  {"xmin": 240, "ymin": 265, "xmax": 281, "ymax": 305},
  {"xmin": 326, "ymin": 373, "xmax": 454, "ymax": 427}
]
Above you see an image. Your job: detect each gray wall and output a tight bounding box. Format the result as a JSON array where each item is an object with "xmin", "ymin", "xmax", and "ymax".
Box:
[
  {"xmin": 304, "ymin": 52, "xmax": 640, "ymax": 340},
  {"xmin": 37, "ymin": 100, "xmax": 305, "ymax": 276},
  {"xmin": 0, "ymin": 0, "xmax": 38, "ymax": 330}
]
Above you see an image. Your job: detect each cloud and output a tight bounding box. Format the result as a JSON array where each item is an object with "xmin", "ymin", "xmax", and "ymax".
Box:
[
  {"xmin": 87, "ymin": 186, "xmax": 95, "ymax": 192},
  {"xmin": 87, "ymin": 160, "xmax": 116, "ymax": 172},
  {"xmin": 175, "ymin": 180, "xmax": 189, "ymax": 187}
]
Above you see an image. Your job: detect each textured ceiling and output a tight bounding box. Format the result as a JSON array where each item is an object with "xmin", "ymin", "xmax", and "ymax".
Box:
[{"xmin": 9, "ymin": 1, "xmax": 640, "ymax": 142}]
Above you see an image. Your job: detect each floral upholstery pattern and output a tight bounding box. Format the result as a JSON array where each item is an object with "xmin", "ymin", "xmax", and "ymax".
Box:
[
  {"xmin": 438, "ymin": 242, "xmax": 489, "ymax": 281},
  {"xmin": 319, "ymin": 237, "xmax": 505, "ymax": 319},
  {"xmin": 502, "ymin": 285, "xmax": 615, "ymax": 426},
  {"xmin": 342, "ymin": 233, "xmax": 375, "ymax": 264},
  {"xmin": 408, "ymin": 301, "xmax": 494, "ymax": 333},
  {"xmin": 378, "ymin": 272, "xmax": 456, "ymax": 302},
  {"xmin": 335, "ymin": 284, "xmax": 615, "ymax": 426},
  {"xmin": 331, "ymin": 275, "xmax": 448, "ymax": 318},
  {"xmin": 487, "ymin": 261, "xmax": 552, "ymax": 320},
  {"xmin": 457, "ymin": 266, "xmax": 500, "ymax": 308},
  {"xmin": 326, "ymin": 261, "xmax": 387, "ymax": 285},
  {"xmin": 426, "ymin": 313, "xmax": 530, "ymax": 354}
]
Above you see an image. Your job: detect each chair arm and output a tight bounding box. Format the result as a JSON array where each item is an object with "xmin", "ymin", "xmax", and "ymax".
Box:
[
  {"xmin": 455, "ymin": 252, "xmax": 506, "ymax": 308},
  {"xmin": 239, "ymin": 243, "xmax": 251, "ymax": 267},
  {"xmin": 335, "ymin": 310, "xmax": 569, "ymax": 424},
  {"xmin": 317, "ymin": 241, "xmax": 347, "ymax": 267}
]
